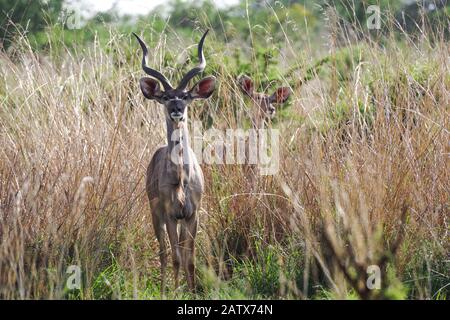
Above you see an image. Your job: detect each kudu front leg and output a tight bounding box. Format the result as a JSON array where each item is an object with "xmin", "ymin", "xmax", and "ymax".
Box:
[
  {"xmin": 152, "ymin": 214, "xmax": 168, "ymax": 297},
  {"xmin": 180, "ymin": 214, "xmax": 198, "ymax": 293},
  {"xmin": 166, "ymin": 218, "xmax": 181, "ymax": 291}
]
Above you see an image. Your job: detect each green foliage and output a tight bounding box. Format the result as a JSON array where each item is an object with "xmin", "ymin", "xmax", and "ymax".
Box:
[
  {"xmin": 321, "ymin": 0, "xmax": 403, "ymax": 26},
  {"xmin": 0, "ymin": 0, "xmax": 63, "ymax": 49},
  {"xmin": 241, "ymin": 242, "xmax": 281, "ymax": 297},
  {"xmin": 382, "ymin": 264, "xmax": 409, "ymax": 300}
]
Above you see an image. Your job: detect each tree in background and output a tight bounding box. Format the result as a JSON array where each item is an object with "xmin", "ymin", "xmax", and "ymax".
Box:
[
  {"xmin": 0, "ymin": 0, "xmax": 63, "ymax": 49},
  {"xmin": 397, "ymin": 0, "xmax": 449, "ymax": 36},
  {"xmin": 320, "ymin": 0, "xmax": 448, "ymax": 30}
]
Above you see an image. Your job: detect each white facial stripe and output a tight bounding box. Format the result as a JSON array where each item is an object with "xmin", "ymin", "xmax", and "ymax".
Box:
[{"xmin": 171, "ymin": 112, "xmax": 182, "ymax": 117}]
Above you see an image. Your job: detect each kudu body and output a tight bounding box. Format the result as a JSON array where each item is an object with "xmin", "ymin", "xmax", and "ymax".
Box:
[
  {"xmin": 134, "ymin": 30, "xmax": 216, "ymax": 294},
  {"xmin": 216, "ymin": 75, "xmax": 291, "ymax": 279}
]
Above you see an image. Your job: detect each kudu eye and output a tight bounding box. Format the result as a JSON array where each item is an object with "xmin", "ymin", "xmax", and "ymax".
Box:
[{"xmin": 182, "ymin": 94, "xmax": 189, "ymax": 100}]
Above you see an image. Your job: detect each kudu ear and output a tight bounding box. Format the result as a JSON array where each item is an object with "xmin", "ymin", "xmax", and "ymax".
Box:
[
  {"xmin": 238, "ymin": 75, "xmax": 254, "ymax": 96},
  {"xmin": 139, "ymin": 77, "xmax": 162, "ymax": 100},
  {"xmin": 190, "ymin": 76, "xmax": 216, "ymax": 99},
  {"xmin": 270, "ymin": 87, "xmax": 291, "ymax": 104}
]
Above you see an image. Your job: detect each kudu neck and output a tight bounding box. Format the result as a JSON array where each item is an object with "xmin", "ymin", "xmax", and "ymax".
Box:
[
  {"xmin": 165, "ymin": 116, "xmax": 192, "ymax": 180},
  {"xmin": 252, "ymin": 111, "xmax": 268, "ymax": 131},
  {"xmin": 166, "ymin": 117, "xmax": 190, "ymax": 149}
]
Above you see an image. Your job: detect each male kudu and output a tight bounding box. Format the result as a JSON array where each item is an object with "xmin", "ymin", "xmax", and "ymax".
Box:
[{"xmin": 133, "ymin": 30, "xmax": 216, "ymax": 294}]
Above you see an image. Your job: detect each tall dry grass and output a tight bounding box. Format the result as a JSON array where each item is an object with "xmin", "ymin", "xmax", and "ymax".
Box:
[{"xmin": 0, "ymin": 15, "xmax": 448, "ymax": 299}]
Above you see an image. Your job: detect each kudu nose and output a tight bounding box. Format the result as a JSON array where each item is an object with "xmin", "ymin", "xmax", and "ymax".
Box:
[{"xmin": 172, "ymin": 101, "xmax": 184, "ymax": 114}]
